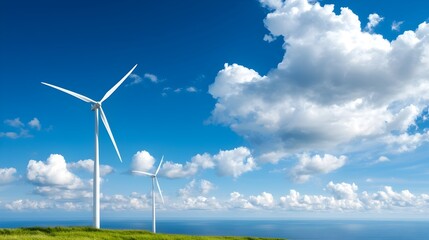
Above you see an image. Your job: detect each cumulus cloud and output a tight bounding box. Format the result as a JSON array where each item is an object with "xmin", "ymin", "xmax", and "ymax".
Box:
[
  {"xmin": 279, "ymin": 182, "xmax": 428, "ymax": 212},
  {"xmin": 0, "ymin": 167, "xmax": 18, "ymax": 184},
  {"xmin": 68, "ymin": 159, "xmax": 114, "ymax": 176},
  {"xmin": 209, "ymin": 0, "xmax": 429, "ymax": 163},
  {"xmin": 28, "ymin": 118, "xmax": 41, "ymax": 130},
  {"xmin": 160, "ymin": 147, "xmax": 255, "ymax": 179},
  {"xmin": 214, "ymin": 147, "xmax": 256, "ymax": 178},
  {"xmin": 158, "ymin": 153, "xmax": 212, "ymax": 179},
  {"xmin": 102, "ymin": 192, "xmax": 151, "ymax": 211},
  {"xmin": 5, "ymin": 199, "xmax": 51, "ymax": 211},
  {"xmin": 200, "ymin": 179, "xmax": 215, "ymax": 194},
  {"xmin": 4, "ymin": 181, "xmax": 429, "ymax": 214},
  {"xmin": 365, "ymin": 13, "xmax": 384, "ymax": 32},
  {"xmin": 228, "ymin": 192, "xmax": 254, "ymax": 209},
  {"xmin": 259, "ymin": 0, "xmax": 283, "ymax": 10},
  {"xmin": 173, "ymin": 179, "xmax": 221, "ymax": 210},
  {"xmin": 160, "ymin": 161, "xmax": 199, "ymax": 179},
  {"xmin": 291, "ymin": 154, "xmax": 346, "ymax": 183},
  {"xmin": 326, "ymin": 181, "xmax": 358, "ymax": 200},
  {"xmin": 131, "ymin": 150, "xmax": 155, "ymax": 172},
  {"xmin": 175, "ymin": 196, "xmax": 222, "ymax": 210},
  {"xmin": 33, "ymin": 186, "xmax": 92, "ymax": 200},
  {"xmin": 27, "ymin": 154, "xmax": 83, "ymax": 188},
  {"xmin": 249, "ymin": 192, "xmax": 275, "ymax": 208}
]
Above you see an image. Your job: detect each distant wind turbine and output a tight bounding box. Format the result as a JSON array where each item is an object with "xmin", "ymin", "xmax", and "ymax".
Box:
[
  {"xmin": 133, "ymin": 156, "xmax": 165, "ymax": 233},
  {"xmin": 41, "ymin": 64, "xmax": 137, "ymax": 229}
]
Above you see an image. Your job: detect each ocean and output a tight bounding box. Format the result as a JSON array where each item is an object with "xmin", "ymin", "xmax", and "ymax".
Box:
[{"xmin": 0, "ymin": 219, "xmax": 428, "ymax": 240}]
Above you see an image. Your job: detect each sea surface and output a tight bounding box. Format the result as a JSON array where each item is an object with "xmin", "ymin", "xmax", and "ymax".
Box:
[{"xmin": 0, "ymin": 219, "xmax": 428, "ymax": 240}]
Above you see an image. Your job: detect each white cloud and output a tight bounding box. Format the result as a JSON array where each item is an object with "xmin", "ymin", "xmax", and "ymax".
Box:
[
  {"xmin": 186, "ymin": 86, "xmax": 198, "ymax": 93},
  {"xmin": 159, "ymin": 153, "xmax": 214, "ymax": 179},
  {"xmin": 279, "ymin": 182, "xmax": 429, "ymax": 212},
  {"xmin": 33, "ymin": 186, "xmax": 92, "ymax": 200},
  {"xmin": 384, "ymin": 132, "xmax": 429, "ymax": 153},
  {"xmin": 1, "ymin": 117, "xmax": 42, "ymax": 138},
  {"xmin": 0, "ymin": 132, "xmax": 19, "ymax": 139},
  {"xmin": 3, "ymin": 181, "xmax": 429, "ymax": 214},
  {"xmin": 326, "ymin": 181, "xmax": 358, "ymax": 200},
  {"xmin": 131, "ymin": 150, "xmax": 155, "ymax": 172},
  {"xmin": 291, "ymin": 154, "xmax": 346, "ymax": 183},
  {"xmin": 209, "ymin": 0, "xmax": 429, "ymax": 163},
  {"xmin": 5, "ymin": 199, "xmax": 51, "ymax": 211},
  {"xmin": 178, "ymin": 179, "xmax": 215, "ymax": 198},
  {"xmin": 172, "ymin": 179, "xmax": 222, "ymax": 210},
  {"xmin": 392, "ymin": 21, "xmax": 404, "ymax": 32},
  {"xmin": 375, "ymin": 156, "xmax": 390, "ymax": 164},
  {"xmin": 27, "ymin": 154, "xmax": 83, "ymax": 189},
  {"xmin": 127, "ymin": 73, "xmax": 159, "ymax": 86},
  {"xmin": 126, "ymin": 73, "xmax": 143, "ymax": 86},
  {"xmin": 68, "ymin": 159, "xmax": 114, "ymax": 176},
  {"xmin": 365, "ymin": 13, "xmax": 384, "ymax": 32},
  {"xmin": 249, "ymin": 192, "xmax": 275, "ymax": 209},
  {"xmin": 160, "ymin": 147, "xmax": 255, "ymax": 179},
  {"xmin": 0, "ymin": 167, "xmax": 18, "ymax": 184},
  {"xmin": 177, "ymin": 196, "xmax": 222, "ymax": 210},
  {"xmin": 192, "ymin": 153, "xmax": 215, "ymax": 169},
  {"xmin": 228, "ymin": 192, "xmax": 254, "ymax": 209},
  {"xmin": 259, "ymin": 0, "xmax": 283, "ymax": 10},
  {"xmin": 279, "ymin": 189, "xmax": 362, "ymax": 211},
  {"xmin": 28, "ymin": 118, "xmax": 41, "ymax": 130},
  {"xmin": 263, "ymin": 34, "xmax": 277, "ymax": 42},
  {"xmin": 161, "ymin": 161, "xmax": 199, "ymax": 179},
  {"xmin": 213, "ymin": 147, "xmax": 256, "ymax": 178},
  {"xmin": 144, "ymin": 73, "xmax": 158, "ymax": 83},
  {"xmin": 200, "ymin": 179, "xmax": 215, "ymax": 195},
  {"xmin": 4, "ymin": 118, "xmax": 24, "ymax": 128},
  {"xmin": 0, "ymin": 129, "xmax": 31, "ymax": 139},
  {"xmin": 102, "ymin": 192, "xmax": 151, "ymax": 211}
]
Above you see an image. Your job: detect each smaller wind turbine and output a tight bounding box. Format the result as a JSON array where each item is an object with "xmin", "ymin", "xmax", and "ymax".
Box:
[{"xmin": 133, "ymin": 156, "xmax": 164, "ymax": 233}]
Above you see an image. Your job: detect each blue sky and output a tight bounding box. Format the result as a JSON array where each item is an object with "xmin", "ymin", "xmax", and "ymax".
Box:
[{"xmin": 1, "ymin": 0, "xmax": 429, "ymax": 221}]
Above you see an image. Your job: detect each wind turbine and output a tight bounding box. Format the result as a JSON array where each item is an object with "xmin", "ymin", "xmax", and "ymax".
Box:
[
  {"xmin": 41, "ymin": 64, "xmax": 137, "ymax": 229},
  {"xmin": 133, "ymin": 156, "xmax": 164, "ymax": 233}
]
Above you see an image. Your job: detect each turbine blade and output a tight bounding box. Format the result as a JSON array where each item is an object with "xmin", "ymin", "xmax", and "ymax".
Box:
[
  {"xmin": 155, "ymin": 155, "xmax": 164, "ymax": 176},
  {"xmin": 100, "ymin": 64, "xmax": 138, "ymax": 103},
  {"xmin": 155, "ymin": 177, "xmax": 164, "ymax": 204},
  {"xmin": 99, "ymin": 107, "xmax": 122, "ymax": 162},
  {"xmin": 132, "ymin": 170, "xmax": 154, "ymax": 177},
  {"xmin": 41, "ymin": 82, "xmax": 96, "ymax": 103}
]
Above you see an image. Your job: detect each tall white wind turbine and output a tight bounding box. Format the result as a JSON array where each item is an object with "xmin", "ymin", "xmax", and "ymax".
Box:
[
  {"xmin": 133, "ymin": 156, "xmax": 164, "ymax": 233},
  {"xmin": 41, "ymin": 64, "xmax": 137, "ymax": 229}
]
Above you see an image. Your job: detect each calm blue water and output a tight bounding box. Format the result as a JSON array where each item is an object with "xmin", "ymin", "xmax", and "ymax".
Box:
[{"xmin": 0, "ymin": 220, "xmax": 428, "ymax": 240}]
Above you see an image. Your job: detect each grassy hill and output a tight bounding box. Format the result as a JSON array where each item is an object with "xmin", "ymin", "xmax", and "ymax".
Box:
[{"xmin": 0, "ymin": 226, "xmax": 285, "ymax": 240}]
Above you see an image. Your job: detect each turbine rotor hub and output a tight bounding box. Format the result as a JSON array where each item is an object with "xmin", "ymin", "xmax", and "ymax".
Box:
[{"xmin": 91, "ymin": 102, "xmax": 101, "ymax": 111}]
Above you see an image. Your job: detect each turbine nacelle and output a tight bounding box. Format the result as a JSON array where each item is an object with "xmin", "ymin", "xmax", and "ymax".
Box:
[{"xmin": 91, "ymin": 102, "xmax": 101, "ymax": 111}]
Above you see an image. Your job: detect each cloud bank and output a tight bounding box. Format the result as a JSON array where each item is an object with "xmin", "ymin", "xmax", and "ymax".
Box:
[{"xmin": 208, "ymin": 0, "xmax": 429, "ymax": 164}]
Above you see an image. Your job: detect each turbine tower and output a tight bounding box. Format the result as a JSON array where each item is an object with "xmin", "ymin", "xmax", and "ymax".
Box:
[
  {"xmin": 133, "ymin": 156, "xmax": 164, "ymax": 233},
  {"xmin": 41, "ymin": 64, "xmax": 137, "ymax": 229}
]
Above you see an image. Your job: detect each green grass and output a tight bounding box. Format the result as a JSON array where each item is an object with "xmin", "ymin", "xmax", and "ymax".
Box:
[{"xmin": 0, "ymin": 226, "xmax": 285, "ymax": 240}]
